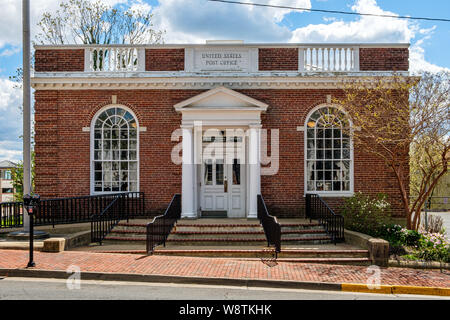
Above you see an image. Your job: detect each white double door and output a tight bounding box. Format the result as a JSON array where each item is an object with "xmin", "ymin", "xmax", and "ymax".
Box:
[{"xmin": 201, "ymin": 157, "xmax": 246, "ymax": 217}]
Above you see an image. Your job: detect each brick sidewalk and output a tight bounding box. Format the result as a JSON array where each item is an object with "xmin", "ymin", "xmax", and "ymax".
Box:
[{"xmin": 0, "ymin": 250, "xmax": 449, "ymax": 288}]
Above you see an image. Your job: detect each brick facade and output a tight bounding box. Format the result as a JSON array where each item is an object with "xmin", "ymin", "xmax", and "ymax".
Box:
[
  {"xmin": 258, "ymin": 48, "xmax": 299, "ymax": 71},
  {"xmin": 34, "ymin": 89, "xmax": 408, "ymax": 217},
  {"xmin": 34, "ymin": 47, "xmax": 409, "ymax": 73},
  {"xmin": 35, "ymin": 49, "xmax": 85, "ymax": 72},
  {"xmin": 359, "ymin": 48, "xmax": 409, "ymax": 71},
  {"xmin": 145, "ymin": 49, "xmax": 185, "ymax": 71}
]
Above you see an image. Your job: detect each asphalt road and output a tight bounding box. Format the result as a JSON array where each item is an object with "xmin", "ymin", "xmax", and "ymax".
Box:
[{"xmin": 0, "ymin": 277, "xmax": 448, "ymax": 300}]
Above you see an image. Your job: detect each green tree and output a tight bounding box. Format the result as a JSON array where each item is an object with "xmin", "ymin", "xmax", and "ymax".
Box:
[
  {"xmin": 10, "ymin": 0, "xmax": 164, "ymax": 86},
  {"xmin": 11, "ymin": 152, "xmax": 35, "ymax": 202},
  {"xmin": 335, "ymin": 72, "xmax": 449, "ymax": 230}
]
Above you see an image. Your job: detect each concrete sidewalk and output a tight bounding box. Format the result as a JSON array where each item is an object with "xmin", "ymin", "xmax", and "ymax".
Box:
[{"xmin": 0, "ymin": 249, "xmax": 449, "ymax": 296}]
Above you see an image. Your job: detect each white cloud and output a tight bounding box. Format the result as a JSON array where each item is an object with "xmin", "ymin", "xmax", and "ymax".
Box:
[
  {"xmin": 0, "ymin": 78, "xmax": 22, "ymax": 162},
  {"xmin": 290, "ymin": 0, "xmax": 416, "ymax": 43},
  {"xmin": 289, "ymin": 0, "xmax": 447, "ymax": 73},
  {"xmin": 0, "ymin": 141, "xmax": 22, "ymax": 163},
  {"xmin": 152, "ymin": 0, "xmax": 311, "ymax": 43},
  {"xmin": 0, "ymin": 0, "xmax": 130, "ymax": 49},
  {"xmin": 0, "ymin": 46, "xmax": 20, "ymax": 57}
]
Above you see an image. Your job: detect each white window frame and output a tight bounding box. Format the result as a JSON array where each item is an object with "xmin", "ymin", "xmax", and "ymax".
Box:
[
  {"xmin": 90, "ymin": 104, "xmax": 140, "ymax": 195},
  {"xmin": 303, "ymin": 103, "xmax": 354, "ymax": 197}
]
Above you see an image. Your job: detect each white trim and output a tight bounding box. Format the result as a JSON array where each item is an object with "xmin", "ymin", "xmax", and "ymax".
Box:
[
  {"xmin": 34, "ymin": 43, "xmax": 410, "ymax": 50},
  {"xmin": 174, "ymin": 86, "xmax": 268, "ymax": 111},
  {"xmin": 303, "ymin": 103, "xmax": 354, "ymax": 196},
  {"xmin": 90, "ymin": 104, "xmax": 140, "ymax": 195},
  {"xmin": 31, "ymin": 73, "xmax": 412, "ymax": 90}
]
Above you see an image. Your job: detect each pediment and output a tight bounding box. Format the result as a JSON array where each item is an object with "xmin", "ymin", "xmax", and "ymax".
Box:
[{"xmin": 174, "ymin": 86, "xmax": 268, "ymax": 112}]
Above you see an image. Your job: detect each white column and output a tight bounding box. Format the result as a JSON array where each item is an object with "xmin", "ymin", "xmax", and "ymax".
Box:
[
  {"xmin": 248, "ymin": 124, "xmax": 261, "ymax": 219},
  {"xmin": 181, "ymin": 124, "xmax": 196, "ymax": 218},
  {"xmin": 257, "ymin": 126, "xmax": 261, "ymax": 195}
]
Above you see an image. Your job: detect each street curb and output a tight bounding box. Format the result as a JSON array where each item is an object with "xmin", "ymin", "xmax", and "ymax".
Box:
[
  {"xmin": 0, "ymin": 268, "xmax": 341, "ymax": 292},
  {"xmin": 0, "ymin": 268, "xmax": 449, "ymax": 296},
  {"xmin": 341, "ymin": 283, "xmax": 450, "ymax": 296}
]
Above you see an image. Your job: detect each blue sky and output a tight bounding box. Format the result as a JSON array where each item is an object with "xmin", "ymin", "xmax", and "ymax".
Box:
[{"xmin": 0, "ymin": 0, "xmax": 449, "ymax": 162}]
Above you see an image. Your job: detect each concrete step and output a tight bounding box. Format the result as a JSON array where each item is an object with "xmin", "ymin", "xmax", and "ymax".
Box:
[{"xmin": 104, "ymin": 235, "xmax": 333, "ymax": 245}]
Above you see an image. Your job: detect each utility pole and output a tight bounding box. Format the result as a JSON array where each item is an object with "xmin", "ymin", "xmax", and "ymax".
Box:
[{"xmin": 22, "ymin": 0, "xmax": 31, "ymax": 232}]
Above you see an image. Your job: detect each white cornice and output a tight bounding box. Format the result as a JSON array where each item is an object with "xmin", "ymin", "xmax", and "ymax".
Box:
[
  {"xmin": 34, "ymin": 43, "xmax": 410, "ymax": 50},
  {"xmin": 31, "ymin": 72, "xmax": 411, "ymax": 90}
]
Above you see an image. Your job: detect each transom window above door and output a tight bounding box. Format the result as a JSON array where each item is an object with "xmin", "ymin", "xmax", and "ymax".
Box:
[
  {"xmin": 305, "ymin": 105, "xmax": 353, "ymax": 195},
  {"xmin": 92, "ymin": 106, "xmax": 138, "ymax": 193}
]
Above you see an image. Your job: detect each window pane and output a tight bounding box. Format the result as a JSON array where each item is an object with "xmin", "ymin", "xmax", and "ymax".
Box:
[
  {"xmin": 204, "ymin": 161, "xmax": 212, "ymax": 185},
  {"xmin": 333, "ymin": 128, "xmax": 341, "ymax": 138},
  {"xmin": 333, "ymin": 139, "xmax": 341, "ymax": 148},
  {"xmin": 317, "ymin": 139, "xmax": 324, "ymax": 149},
  {"xmin": 333, "ymin": 181, "xmax": 341, "ymax": 191},
  {"xmin": 343, "ymin": 149, "xmax": 350, "ymax": 159},
  {"xmin": 93, "ymin": 107, "xmax": 138, "ymax": 193},
  {"xmin": 216, "ymin": 160, "xmax": 224, "ymax": 185},
  {"xmin": 232, "ymin": 159, "xmax": 240, "ymax": 185},
  {"xmin": 343, "ymin": 181, "xmax": 350, "ymax": 191},
  {"xmin": 129, "ymin": 162, "xmax": 137, "ymax": 170},
  {"xmin": 305, "ymin": 106, "xmax": 352, "ymax": 195},
  {"xmin": 316, "ymin": 161, "xmax": 323, "ymax": 170}
]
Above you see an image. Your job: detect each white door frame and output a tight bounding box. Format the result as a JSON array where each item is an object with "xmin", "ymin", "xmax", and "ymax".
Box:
[
  {"xmin": 174, "ymin": 86, "xmax": 268, "ymax": 219},
  {"xmin": 199, "ymin": 129, "xmax": 247, "ymax": 217}
]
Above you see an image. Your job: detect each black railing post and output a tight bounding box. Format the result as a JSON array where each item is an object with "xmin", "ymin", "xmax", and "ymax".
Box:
[{"xmin": 305, "ymin": 194, "xmax": 311, "ymax": 221}]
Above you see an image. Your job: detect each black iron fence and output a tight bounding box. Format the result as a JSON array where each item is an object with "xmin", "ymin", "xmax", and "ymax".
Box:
[
  {"xmin": 1, "ymin": 192, "xmax": 145, "ymax": 229},
  {"xmin": 305, "ymin": 194, "xmax": 345, "ymax": 244},
  {"xmin": 257, "ymin": 195, "xmax": 281, "ymax": 257},
  {"xmin": 410, "ymin": 196, "xmax": 450, "ymax": 212},
  {"xmin": 0, "ymin": 202, "xmax": 23, "ymax": 228},
  {"xmin": 146, "ymin": 194, "xmax": 181, "ymax": 255}
]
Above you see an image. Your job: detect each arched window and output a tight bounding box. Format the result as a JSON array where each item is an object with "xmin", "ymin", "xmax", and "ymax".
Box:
[
  {"xmin": 91, "ymin": 106, "xmax": 138, "ymax": 193},
  {"xmin": 305, "ymin": 105, "xmax": 353, "ymax": 195}
]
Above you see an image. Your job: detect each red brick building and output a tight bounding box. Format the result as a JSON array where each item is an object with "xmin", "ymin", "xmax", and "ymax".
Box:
[{"xmin": 32, "ymin": 41, "xmax": 410, "ymax": 219}]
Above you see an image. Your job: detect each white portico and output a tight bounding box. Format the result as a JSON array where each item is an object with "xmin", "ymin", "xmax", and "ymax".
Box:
[{"xmin": 174, "ymin": 86, "xmax": 268, "ymax": 219}]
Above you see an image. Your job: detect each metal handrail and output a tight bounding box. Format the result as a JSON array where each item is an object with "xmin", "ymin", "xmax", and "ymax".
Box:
[
  {"xmin": 257, "ymin": 195, "xmax": 281, "ymax": 257},
  {"xmin": 146, "ymin": 194, "xmax": 181, "ymax": 255},
  {"xmin": 0, "ymin": 201, "xmax": 23, "ymax": 228},
  {"xmin": 0, "ymin": 192, "xmax": 145, "ymax": 229},
  {"xmin": 90, "ymin": 192, "xmax": 145, "ymax": 244},
  {"xmin": 305, "ymin": 194, "xmax": 345, "ymax": 244}
]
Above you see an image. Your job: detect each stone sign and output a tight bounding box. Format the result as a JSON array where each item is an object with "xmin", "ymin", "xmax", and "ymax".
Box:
[{"xmin": 194, "ymin": 49, "xmax": 249, "ymax": 71}]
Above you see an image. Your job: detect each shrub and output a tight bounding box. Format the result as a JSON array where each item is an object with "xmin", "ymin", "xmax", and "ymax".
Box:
[
  {"xmin": 339, "ymin": 192, "xmax": 392, "ymax": 237},
  {"xmin": 416, "ymin": 232, "xmax": 450, "ymax": 263}
]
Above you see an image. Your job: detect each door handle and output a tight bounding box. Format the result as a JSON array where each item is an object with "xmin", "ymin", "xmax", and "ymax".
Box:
[{"xmin": 224, "ymin": 178, "xmax": 228, "ymax": 193}]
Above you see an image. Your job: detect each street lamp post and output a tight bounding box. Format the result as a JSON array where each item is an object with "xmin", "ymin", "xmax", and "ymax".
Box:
[
  {"xmin": 22, "ymin": 0, "xmax": 32, "ymax": 232},
  {"xmin": 23, "ymin": 194, "xmax": 40, "ymax": 268}
]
